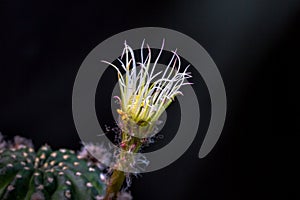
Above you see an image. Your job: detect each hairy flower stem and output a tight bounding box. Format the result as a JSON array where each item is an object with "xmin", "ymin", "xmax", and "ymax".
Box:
[
  {"xmin": 104, "ymin": 132, "xmax": 142, "ymax": 200},
  {"xmin": 104, "ymin": 170, "xmax": 126, "ymax": 200}
]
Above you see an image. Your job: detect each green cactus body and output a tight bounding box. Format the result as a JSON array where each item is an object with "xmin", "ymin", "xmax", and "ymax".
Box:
[{"xmin": 0, "ymin": 145, "xmax": 106, "ymax": 200}]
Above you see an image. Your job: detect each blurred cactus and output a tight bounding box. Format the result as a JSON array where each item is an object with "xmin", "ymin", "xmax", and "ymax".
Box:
[{"xmin": 0, "ymin": 134, "xmax": 106, "ymax": 200}]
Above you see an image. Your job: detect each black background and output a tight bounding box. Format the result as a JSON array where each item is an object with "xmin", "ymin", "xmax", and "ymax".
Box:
[{"xmin": 0, "ymin": 0, "xmax": 297, "ymax": 199}]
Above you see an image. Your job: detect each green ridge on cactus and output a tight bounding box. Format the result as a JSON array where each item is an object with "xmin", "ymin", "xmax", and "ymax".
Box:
[{"xmin": 0, "ymin": 145, "xmax": 106, "ymax": 200}]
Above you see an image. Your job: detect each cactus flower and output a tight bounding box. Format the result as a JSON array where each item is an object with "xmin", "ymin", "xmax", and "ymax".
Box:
[
  {"xmin": 102, "ymin": 40, "xmax": 191, "ymax": 200},
  {"xmin": 102, "ymin": 40, "xmax": 192, "ymax": 138}
]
